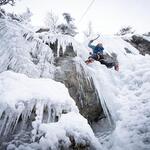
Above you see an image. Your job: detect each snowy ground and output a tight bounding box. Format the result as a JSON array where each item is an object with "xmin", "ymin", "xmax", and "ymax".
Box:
[{"xmin": 84, "ymin": 35, "xmax": 150, "ymax": 150}]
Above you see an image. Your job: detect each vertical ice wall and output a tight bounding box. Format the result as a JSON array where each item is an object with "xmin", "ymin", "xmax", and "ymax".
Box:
[{"xmin": 85, "ymin": 35, "xmax": 150, "ymax": 150}]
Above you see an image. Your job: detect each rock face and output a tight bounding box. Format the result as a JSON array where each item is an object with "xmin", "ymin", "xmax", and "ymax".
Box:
[
  {"xmin": 36, "ymin": 28, "xmax": 50, "ymax": 33},
  {"xmin": 125, "ymin": 35, "xmax": 150, "ymax": 55},
  {"xmin": 51, "ymin": 43, "xmax": 103, "ymax": 122}
]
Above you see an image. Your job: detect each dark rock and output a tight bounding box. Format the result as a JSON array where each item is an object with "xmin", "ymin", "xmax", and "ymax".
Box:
[
  {"xmin": 64, "ymin": 43, "xmax": 76, "ymax": 57},
  {"xmin": 69, "ymin": 135, "xmax": 91, "ymax": 150},
  {"xmin": 53, "ymin": 43, "xmax": 103, "ymax": 122},
  {"xmin": 36, "ymin": 28, "xmax": 50, "ymax": 33},
  {"xmin": 125, "ymin": 35, "xmax": 150, "ymax": 55},
  {"xmin": 143, "ymin": 32, "xmax": 150, "ymax": 36},
  {"xmin": 124, "ymin": 47, "xmax": 132, "ymax": 54},
  {"xmin": 50, "ymin": 39, "xmax": 58, "ymax": 57},
  {"xmin": 49, "ymin": 40, "xmax": 77, "ymax": 58}
]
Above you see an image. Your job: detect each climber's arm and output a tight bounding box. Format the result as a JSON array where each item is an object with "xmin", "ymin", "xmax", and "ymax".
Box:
[{"xmin": 88, "ymin": 40, "xmax": 95, "ymax": 50}]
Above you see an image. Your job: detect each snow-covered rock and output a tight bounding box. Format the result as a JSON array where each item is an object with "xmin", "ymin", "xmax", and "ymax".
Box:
[
  {"xmin": 0, "ymin": 71, "xmax": 102, "ymax": 150},
  {"xmin": 0, "ymin": 17, "xmax": 103, "ymax": 123},
  {"xmin": 0, "ymin": 18, "xmax": 55, "ymax": 78},
  {"xmin": 34, "ymin": 29, "xmax": 104, "ymax": 122},
  {"xmin": 123, "ymin": 34, "xmax": 150, "ymax": 55},
  {"xmin": 0, "ymin": 17, "xmax": 103, "ymax": 121}
]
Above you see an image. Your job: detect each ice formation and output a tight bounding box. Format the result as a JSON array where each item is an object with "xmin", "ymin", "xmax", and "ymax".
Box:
[
  {"xmin": 0, "ymin": 14, "xmax": 150, "ymax": 150},
  {"xmin": 86, "ymin": 35, "xmax": 150, "ymax": 150},
  {"xmin": 0, "ymin": 71, "xmax": 101, "ymax": 149},
  {"xmin": 0, "ymin": 18, "xmax": 54, "ymax": 78}
]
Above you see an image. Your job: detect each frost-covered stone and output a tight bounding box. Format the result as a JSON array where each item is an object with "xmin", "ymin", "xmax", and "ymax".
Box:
[
  {"xmin": 0, "ymin": 18, "xmax": 104, "ymax": 123},
  {"xmin": 0, "ymin": 71, "xmax": 101, "ymax": 150},
  {"xmin": 125, "ymin": 35, "xmax": 150, "ymax": 55},
  {"xmin": 0, "ymin": 19, "xmax": 55, "ymax": 78},
  {"xmin": 38, "ymin": 32, "xmax": 104, "ymax": 122}
]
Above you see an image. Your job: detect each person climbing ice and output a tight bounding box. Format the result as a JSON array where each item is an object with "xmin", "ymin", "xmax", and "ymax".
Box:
[
  {"xmin": 86, "ymin": 38, "xmax": 104, "ymax": 64},
  {"xmin": 85, "ymin": 36, "xmax": 119, "ymax": 71}
]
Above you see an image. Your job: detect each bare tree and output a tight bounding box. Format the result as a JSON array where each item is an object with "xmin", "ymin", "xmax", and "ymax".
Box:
[
  {"xmin": 0, "ymin": 0, "xmax": 15, "ymax": 6},
  {"xmin": 45, "ymin": 11, "xmax": 59, "ymax": 33}
]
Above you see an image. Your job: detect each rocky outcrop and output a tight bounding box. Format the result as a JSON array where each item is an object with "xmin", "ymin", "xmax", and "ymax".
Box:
[
  {"xmin": 50, "ymin": 42, "xmax": 103, "ymax": 122},
  {"xmin": 0, "ymin": 17, "xmax": 103, "ymax": 123},
  {"xmin": 36, "ymin": 28, "xmax": 50, "ymax": 33},
  {"xmin": 125, "ymin": 35, "xmax": 150, "ymax": 55}
]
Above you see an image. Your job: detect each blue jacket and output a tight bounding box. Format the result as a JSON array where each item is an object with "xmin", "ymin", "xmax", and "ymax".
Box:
[{"xmin": 88, "ymin": 41, "xmax": 104, "ymax": 54}]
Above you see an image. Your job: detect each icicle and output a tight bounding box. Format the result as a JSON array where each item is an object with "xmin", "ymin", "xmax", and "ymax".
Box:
[
  {"xmin": 0, "ymin": 113, "xmax": 9, "ymax": 136},
  {"xmin": 51, "ymin": 107, "xmax": 56, "ymax": 122},
  {"xmin": 47, "ymin": 105, "xmax": 52, "ymax": 123},
  {"xmin": 12, "ymin": 113, "xmax": 22, "ymax": 133},
  {"xmin": 42, "ymin": 103, "xmax": 49, "ymax": 123},
  {"xmin": 3, "ymin": 113, "xmax": 15, "ymax": 135},
  {"xmin": 32, "ymin": 100, "xmax": 44, "ymax": 142},
  {"xmin": 100, "ymin": 94, "xmax": 113, "ymax": 126}
]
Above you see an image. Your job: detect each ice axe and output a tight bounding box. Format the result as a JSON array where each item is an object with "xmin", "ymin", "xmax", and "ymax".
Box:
[{"xmin": 90, "ymin": 34, "xmax": 100, "ymax": 42}]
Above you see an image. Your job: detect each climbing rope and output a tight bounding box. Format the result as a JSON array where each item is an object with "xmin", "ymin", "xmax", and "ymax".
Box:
[{"xmin": 78, "ymin": 0, "xmax": 96, "ymax": 24}]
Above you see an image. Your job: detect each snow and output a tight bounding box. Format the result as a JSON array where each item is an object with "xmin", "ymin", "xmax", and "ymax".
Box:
[
  {"xmin": 0, "ymin": 71, "xmax": 101, "ymax": 149},
  {"xmin": 0, "ymin": 17, "xmax": 89, "ymax": 79},
  {"xmin": 39, "ymin": 112, "xmax": 102, "ymax": 150},
  {"xmin": 143, "ymin": 36, "xmax": 150, "ymax": 42},
  {"xmin": 0, "ymin": 18, "xmax": 55, "ymax": 78},
  {"xmin": 0, "ymin": 71, "xmax": 77, "ymax": 111},
  {"xmin": 84, "ymin": 35, "xmax": 150, "ymax": 150},
  {"xmin": 0, "ymin": 17, "xmax": 103, "ymax": 149}
]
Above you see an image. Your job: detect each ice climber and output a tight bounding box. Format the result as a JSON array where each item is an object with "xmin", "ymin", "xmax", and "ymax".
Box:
[
  {"xmin": 85, "ymin": 38, "xmax": 119, "ymax": 71},
  {"xmin": 87, "ymin": 39, "xmax": 104, "ymax": 62}
]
